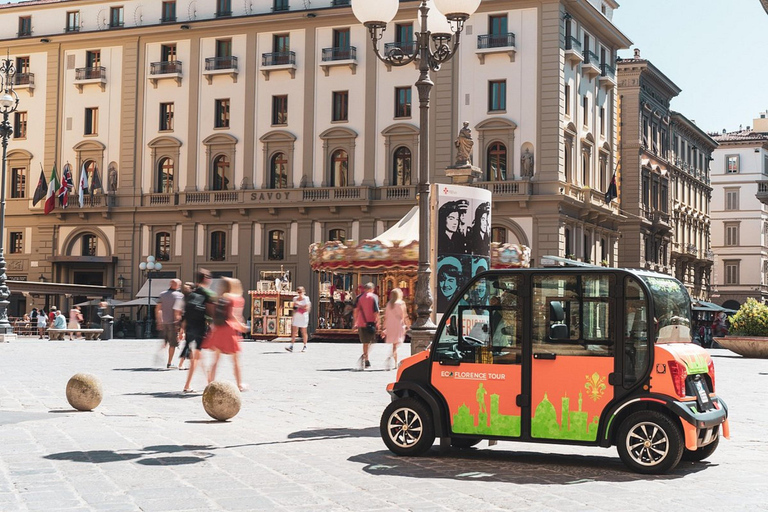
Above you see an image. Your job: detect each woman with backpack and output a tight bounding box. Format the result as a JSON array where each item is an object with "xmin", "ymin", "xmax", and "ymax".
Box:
[{"xmin": 202, "ymin": 277, "xmax": 248, "ymax": 391}]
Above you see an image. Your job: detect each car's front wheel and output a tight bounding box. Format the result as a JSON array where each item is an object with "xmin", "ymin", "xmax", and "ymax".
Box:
[
  {"xmin": 380, "ymin": 397, "xmax": 435, "ymax": 456},
  {"xmin": 617, "ymin": 411, "xmax": 683, "ymax": 474}
]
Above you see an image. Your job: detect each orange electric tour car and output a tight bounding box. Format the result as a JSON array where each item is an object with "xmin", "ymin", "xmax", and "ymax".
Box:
[{"xmin": 381, "ymin": 265, "xmax": 729, "ymax": 474}]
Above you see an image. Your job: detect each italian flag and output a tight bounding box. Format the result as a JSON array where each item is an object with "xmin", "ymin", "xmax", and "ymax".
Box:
[{"xmin": 44, "ymin": 164, "xmax": 59, "ymax": 215}]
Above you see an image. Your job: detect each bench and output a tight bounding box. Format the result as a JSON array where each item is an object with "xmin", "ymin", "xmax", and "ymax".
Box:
[{"xmin": 47, "ymin": 328, "xmax": 104, "ymax": 341}]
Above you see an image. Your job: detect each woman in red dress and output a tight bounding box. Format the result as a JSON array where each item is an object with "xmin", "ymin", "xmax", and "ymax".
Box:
[{"xmin": 202, "ymin": 277, "xmax": 248, "ymax": 391}]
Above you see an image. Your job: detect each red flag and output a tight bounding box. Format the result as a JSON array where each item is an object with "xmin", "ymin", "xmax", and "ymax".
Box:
[{"xmin": 44, "ymin": 164, "xmax": 59, "ymax": 215}]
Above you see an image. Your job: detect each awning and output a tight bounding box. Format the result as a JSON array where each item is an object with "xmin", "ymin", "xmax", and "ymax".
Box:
[
  {"xmin": 75, "ymin": 298, "xmax": 125, "ymax": 307},
  {"xmin": 8, "ymin": 280, "xmax": 116, "ymax": 297},
  {"xmin": 115, "ymin": 297, "xmax": 158, "ymax": 307},
  {"xmin": 692, "ymin": 300, "xmax": 736, "ymax": 314},
  {"xmin": 135, "ymin": 279, "xmax": 173, "ymax": 298}
]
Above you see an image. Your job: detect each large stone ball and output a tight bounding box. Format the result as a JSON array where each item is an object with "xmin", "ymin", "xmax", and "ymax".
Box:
[
  {"xmin": 202, "ymin": 381, "xmax": 241, "ymax": 421},
  {"xmin": 66, "ymin": 373, "xmax": 103, "ymax": 411}
]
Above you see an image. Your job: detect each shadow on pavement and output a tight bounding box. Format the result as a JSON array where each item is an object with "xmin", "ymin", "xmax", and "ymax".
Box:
[
  {"xmin": 317, "ymin": 368, "xmax": 390, "ymax": 373},
  {"xmin": 288, "ymin": 426, "xmax": 379, "ymax": 440},
  {"xmin": 113, "ymin": 367, "xmax": 169, "ymax": 372},
  {"xmin": 44, "ymin": 444, "xmax": 217, "ymax": 466},
  {"xmin": 123, "ymin": 391, "xmax": 200, "ymax": 399},
  {"xmin": 348, "ymin": 448, "xmax": 708, "ymax": 484}
]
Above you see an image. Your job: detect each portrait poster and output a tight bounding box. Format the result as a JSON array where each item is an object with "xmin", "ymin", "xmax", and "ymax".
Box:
[{"xmin": 431, "ymin": 184, "xmax": 492, "ymax": 318}]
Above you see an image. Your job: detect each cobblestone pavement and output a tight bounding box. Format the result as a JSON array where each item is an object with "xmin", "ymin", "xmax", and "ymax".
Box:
[{"xmin": 0, "ymin": 338, "xmax": 766, "ymax": 512}]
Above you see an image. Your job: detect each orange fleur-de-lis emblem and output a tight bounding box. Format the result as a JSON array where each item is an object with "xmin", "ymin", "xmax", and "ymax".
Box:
[{"xmin": 585, "ymin": 372, "xmax": 607, "ymax": 402}]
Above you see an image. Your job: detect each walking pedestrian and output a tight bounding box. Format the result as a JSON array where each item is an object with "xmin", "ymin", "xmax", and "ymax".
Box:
[
  {"xmin": 354, "ymin": 282, "xmax": 380, "ymax": 370},
  {"xmin": 203, "ymin": 277, "xmax": 248, "ymax": 391},
  {"xmin": 182, "ymin": 269, "xmax": 216, "ymax": 393},
  {"xmin": 286, "ymin": 286, "xmax": 311, "ymax": 353},
  {"xmin": 68, "ymin": 306, "xmax": 83, "ymax": 340},
  {"xmin": 156, "ymin": 279, "xmax": 184, "ymax": 369},
  {"xmin": 37, "ymin": 309, "xmax": 47, "ymax": 338},
  {"xmin": 177, "ymin": 281, "xmax": 196, "ymax": 370},
  {"xmin": 383, "ymin": 288, "xmax": 409, "ymax": 370}
]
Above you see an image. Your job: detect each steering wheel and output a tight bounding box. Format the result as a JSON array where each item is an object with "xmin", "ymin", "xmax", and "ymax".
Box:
[{"xmin": 462, "ymin": 336, "xmax": 484, "ymax": 347}]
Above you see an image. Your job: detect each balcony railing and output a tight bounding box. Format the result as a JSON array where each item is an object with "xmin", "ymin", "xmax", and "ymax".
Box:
[
  {"xmin": 75, "ymin": 66, "xmax": 106, "ymax": 80},
  {"xmin": 205, "ymin": 56, "xmax": 237, "ymax": 71},
  {"xmin": 585, "ymin": 50, "xmax": 599, "ymax": 65},
  {"xmin": 273, "ymin": 1, "xmax": 289, "ymax": 11},
  {"xmin": 384, "ymin": 41, "xmax": 416, "ymax": 56},
  {"xmin": 331, "ymin": 0, "xmax": 350, "ymax": 5},
  {"xmin": 477, "ymin": 33, "xmax": 515, "ymax": 49},
  {"xmin": 215, "ymin": 9, "xmax": 232, "ymax": 17},
  {"xmin": 322, "ymin": 47, "xmax": 356, "ymax": 61},
  {"xmin": 262, "ymin": 51, "xmax": 296, "ymax": 66},
  {"xmin": 601, "ymin": 62, "xmax": 615, "ymax": 78},
  {"xmin": 150, "ymin": 61, "xmax": 182, "ymax": 75},
  {"xmin": 474, "ymin": 180, "xmax": 531, "ymax": 196},
  {"xmin": 160, "ymin": 15, "xmax": 176, "ymax": 23},
  {"xmin": 565, "ymin": 36, "xmax": 581, "ymax": 50},
  {"xmin": 13, "ymin": 73, "xmax": 34, "ymax": 86},
  {"xmin": 65, "ymin": 25, "xmax": 80, "ymax": 33}
]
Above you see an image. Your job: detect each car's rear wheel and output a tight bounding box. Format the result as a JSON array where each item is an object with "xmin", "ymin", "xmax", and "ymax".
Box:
[
  {"xmin": 380, "ymin": 397, "xmax": 435, "ymax": 456},
  {"xmin": 451, "ymin": 438, "xmax": 482, "ymax": 449},
  {"xmin": 681, "ymin": 434, "xmax": 719, "ymax": 462},
  {"xmin": 617, "ymin": 411, "xmax": 683, "ymax": 474}
]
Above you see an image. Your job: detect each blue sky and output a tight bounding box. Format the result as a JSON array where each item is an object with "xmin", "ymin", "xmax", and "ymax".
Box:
[{"xmin": 612, "ymin": 0, "xmax": 768, "ymax": 134}]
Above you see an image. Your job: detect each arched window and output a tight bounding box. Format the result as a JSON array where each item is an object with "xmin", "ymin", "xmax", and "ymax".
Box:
[
  {"xmin": 81, "ymin": 234, "xmax": 97, "ymax": 256},
  {"xmin": 330, "ymin": 149, "xmax": 348, "ymax": 187},
  {"xmin": 212, "ymin": 155, "xmax": 231, "ymax": 191},
  {"xmin": 487, "ymin": 142, "xmax": 507, "ymax": 181},
  {"xmin": 329, "ymin": 229, "xmax": 346, "ymax": 243},
  {"xmin": 157, "ymin": 157, "xmax": 174, "ymax": 193},
  {"xmin": 270, "ymin": 152, "xmax": 288, "ymax": 189},
  {"xmin": 155, "ymin": 232, "xmax": 171, "ymax": 261},
  {"xmin": 392, "ymin": 146, "xmax": 411, "ymax": 186},
  {"xmin": 268, "ymin": 230, "xmax": 285, "ymax": 260},
  {"xmin": 210, "ymin": 231, "xmax": 226, "ymax": 261},
  {"xmin": 491, "ymin": 227, "xmax": 507, "ymax": 244}
]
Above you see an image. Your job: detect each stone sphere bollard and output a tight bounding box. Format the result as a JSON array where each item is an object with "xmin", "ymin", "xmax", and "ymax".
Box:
[
  {"xmin": 202, "ymin": 381, "xmax": 241, "ymax": 421},
  {"xmin": 66, "ymin": 373, "xmax": 103, "ymax": 411}
]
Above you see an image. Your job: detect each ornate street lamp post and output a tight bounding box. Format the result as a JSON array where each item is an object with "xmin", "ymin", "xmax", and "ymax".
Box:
[
  {"xmin": 139, "ymin": 256, "xmax": 162, "ymax": 338},
  {"xmin": 352, "ymin": 0, "xmax": 479, "ymax": 345},
  {"xmin": 0, "ymin": 54, "xmax": 19, "ymax": 335}
]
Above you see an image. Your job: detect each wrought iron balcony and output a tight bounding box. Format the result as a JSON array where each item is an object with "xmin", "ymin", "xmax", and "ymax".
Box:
[
  {"xmin": 564, "ymin": 36, "xmax": 583, "ymax": 64},
  {"xmin": 565, "ymin": 36, "xmax": 581, "ymax": 50},
  {"xmin": 476, "ymin": 33, "xmax": 516, "ymax": 64},
  {"xmin": 65, "ymin": 25, "xmax": 80, "ymax": 33},
  {"xmin": 160, "ymin": 15, "xmax": 176, "ymax": 23},
  {"xmin": 13, "ymin": 73, "xmax": 34, "ymax": 86},
  {"xmin": 582, "ymin": 50, "xmax": 601, "ymax": 78},
  {"xmin": 205, "ymin": 56, "xmax": 237, "ymax": 71},
  {"xmin": 585, "ymin": 50, "xmax": 599, "ymax": 65},
  {"xmin": 322, "ymin": 46, "xmax": 356, "ymax": 62},
  {"xmin": 75, "ymin": 66, "xmax": 106, "ymax": 80},
  {"xmin": 150, "ymin": 61, "xmax": 182, "ymax": 75},
  {"xmin": 215, "ymin": 9, "xmax": 232, "ymax": 17},
  {"xmin": 384, "ymin": 41, "xmax": 416, "ymax": 56},
  {"xmin": 262, "ymin": 51, "xmax": 295, "ymax": 66},
  {"xmin": 599, "ymin": 62, "xmax": 616, "ymax": 89},
  {"xmin": 757, "ymin": 180, "xmax": 768, "ymax": 206}
]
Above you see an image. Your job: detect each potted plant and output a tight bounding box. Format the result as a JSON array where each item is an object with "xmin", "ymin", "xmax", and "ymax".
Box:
[{"xmin": 714, "ymin": 297, "xmax": 768, "ymax": 358}]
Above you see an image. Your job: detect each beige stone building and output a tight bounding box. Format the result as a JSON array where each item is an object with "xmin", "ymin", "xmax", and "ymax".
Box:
[
  {"xmin": 1, "ymin": 0, "xmax": 629, "ymax": 328},
  {"xmin": 616, "ymin": 52, "xmax": 716, "ymax": 300}
]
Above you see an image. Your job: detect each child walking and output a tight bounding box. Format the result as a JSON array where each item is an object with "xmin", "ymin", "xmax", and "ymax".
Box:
[
  {"xmin": 383, "ymin": 288, "xmax": 409, "ymax": 370},
  {"xmin": 202, "ymin": 277, "xmax": 248, "ymax": 391}
]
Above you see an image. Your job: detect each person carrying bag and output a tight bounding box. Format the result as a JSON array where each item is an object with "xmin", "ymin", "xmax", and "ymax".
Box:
[{"xmin": 354, "ymin": 282, "xmax": 380, "ymax": 370}]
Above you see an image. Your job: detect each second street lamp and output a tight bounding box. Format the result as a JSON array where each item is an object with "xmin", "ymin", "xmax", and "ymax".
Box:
[
  {"xmin": 0, "ymin": 53, "xmax": 19, "ymax": 337},
  {"xmin": 139, "ymin": 256, "xmax": 162, "ymax": 338},
  {"xmin": 352, "ymin": 0, "xmax": 479, "ymax": 348}
]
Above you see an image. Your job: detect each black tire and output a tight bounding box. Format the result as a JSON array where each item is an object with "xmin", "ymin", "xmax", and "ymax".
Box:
[
  {"xmin": 380, "ymin": 397, "xmax": 435, "ymax": 456},
  {"xmin": 451, "ymin": 438, "xmax": 482, "ymax": 449},
  {"xmin": 616, "ymin": 411, "xmax": 684, "ymax": 474},
  {"xmin": 681, "ymin": 434, "xmax": 719, "ymax": 462}
]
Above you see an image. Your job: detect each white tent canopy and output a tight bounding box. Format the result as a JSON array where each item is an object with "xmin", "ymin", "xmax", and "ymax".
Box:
[
  {"xmin": 135, "ymin": 278, "xmax": 173, "ymax": 298},
  {"xmin": 372, "ymin": 206, "xmax": 419, "ymax": 247}
]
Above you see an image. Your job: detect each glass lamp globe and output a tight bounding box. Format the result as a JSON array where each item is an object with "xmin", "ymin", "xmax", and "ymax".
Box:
[
  {"xmin": 434, "ymin": 0, "xmax": 481, "ymax": 20},
  {"xmin": 351, "ymin": 0, "xmax": 399, "ymax": 26},
  {"xmin": 155, "ymin": 263, "xmax": 163, "ymax": 271},
  {"xmin": 147, "ymin": 255, "xmax": 155, "ymax": 263},
  {"xmin": 0, "ymin": 93, "xmax": 14, "ymax": 109},
  {"xmin": 139, "ymin": 262, "xmax": 147, "ymax": 270},
  {"xmin": 147, "ymin": 262, "xmax": 155, "ymax": 270},
  {"xmin": 416, "ymin": 0, "xmax": 452, "ymax": 36}
]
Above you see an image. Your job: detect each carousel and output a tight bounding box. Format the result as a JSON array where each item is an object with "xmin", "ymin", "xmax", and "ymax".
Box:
[{"xmin": 309, "ymin": 207, "xmax": 530, "ymax": 342}]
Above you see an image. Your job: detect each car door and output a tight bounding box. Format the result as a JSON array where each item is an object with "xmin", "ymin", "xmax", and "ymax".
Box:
[{"xmin": 431, "ymin": 274, "xmax": 524, "ymax": 438}]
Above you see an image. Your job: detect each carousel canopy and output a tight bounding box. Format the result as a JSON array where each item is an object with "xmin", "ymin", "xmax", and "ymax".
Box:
[{"xmin": 373, "ymin": 206, "xmax": 419, "ymax": 247}]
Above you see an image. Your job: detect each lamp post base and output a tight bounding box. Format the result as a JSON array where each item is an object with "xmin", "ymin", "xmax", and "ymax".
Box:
[
  {"xmin": 0, "ymin": 332, "xmax": 16, "ymax": 343},
  {"xmin": 409, "ymin": 326, "xmax": 436, "ymax": 355}
]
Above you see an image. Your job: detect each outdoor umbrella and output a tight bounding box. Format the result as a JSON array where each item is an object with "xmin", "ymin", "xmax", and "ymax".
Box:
[{"xmin": 75, "ymin": 298, "xmax": 125, "ymax": 307}]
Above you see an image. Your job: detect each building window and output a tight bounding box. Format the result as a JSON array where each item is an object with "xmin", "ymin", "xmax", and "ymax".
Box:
[
  {"xmin": 395, "ymin": 87, "xmax": 411, "ymax": 118},
  {"xmin": 392, "ymin": 146, "xmax": 411, "ymax": 186},
  {"xmin": 9, "ymin": 232, "xmax": 22, "ymax": 254},
  {"xmin": 332, "ymin": 91, "xmax": 348, "ymax": 122},
  {"xmin": 330, "ymin": 149, "xmax": 349, "ymax": 187},
  {"xmin": 581, "ymin": 146, "xmax": 591, "ymax": 187},
  {"xmin": 156, "ymin": 232, "xmax": 171, "ymax": 261},
  {"xmin": 395, "ymin": 23, "xmax": 414, "ymax": 52},
  {"xmin": 333, "ymin": 28, "xmax": 351, "ymax": 55},
  {"xmin": 11, "ymin": 168, "xmax": 26, "ymax": 199},
  {"xmin": 13, "ymin": 112, "xmax": 27, "ymax": 139},
  {"xmin": 212, "ymin": 155, "xmax": 231, "ymax": 190},
  {"xmin": 216, "ymin": 39, "xmax": 232, "ymax": 58},
  {"xmin": 157, "ymin": 157, "xmax": 174, "ymax": 193},
  {"xmin": 216, "ymin": 0, "xmax": 232, "ymax": 17},
  {"xmin": 564, "ymin": 84, "xmax": 570, "ymax": 116},
  {"xmin": 487, "ymin": 142, "xmax": 507, "ymax": 181},
  {"xmin": 86, "ymin": 50, "xmax": 101, "ymax": 68},
  {"xmin": 159, "ymin": 102, "xmax": 174, "ymax": 131},
  {"xmin": 16, "ymin": 56, "xmax": 30, "ymax": 75},
  {"xmin": 329, "ymin": 229, "xmax": 346, "ymax": 243},
  {"xmin": 724, "ymin": 261, "xmax": 739, "ymax": 285},
  {"xmin": 268, "ymin": 230, "xmax": 285, "ymax": 260},
  {"xmin": 161, "ymin": 1, "xmax": 176, "ymax": 22},
  {"xmin": 272, "ymin": 95, "xmax": 288, "ymax": 125},
  {"xmin": 273, "ymin": 0, "xmax": 289, "ymax": 11},
  {"xmin": 210, "ymin": 231, "xmax": 226, "ymax": 261},
  {"xmin": 491, "ymin": 226, "xmax": 507, "ymax": 244},
  {"xmin": 215, "ymin": 99, "xmax": 230, "ymax": 128},
  {"xmin": 161, "ymin": 44, "xmax": 177, "ymax": 62},
  {"xmin": 84, "ymin": 107, "xmax": 98, "ymax": 135},
  {"xmin": 726, "ymin": 155, "xmax": 739, "ymax": 173},
  {"xmin": 582, "ymin": 96, "xmax": 589, "ymax": 126},
  {"xmin": 489, "ymin": 14, "xmax": 508, "ymax": 36},
  {"xmin": 725, "ymin": 189, "xmax": 739, "ymax": 211},
  {"xmin": 600, "ymin": 107, "xmax": 605, "ymax": 136},
  {"xmin": 488, "ymin": 80, "xmax": 506, "ymax": 112},
  {"xmin": 598, "ymin": 153, "xmax": 607, "ymax": 192},
  {"xmin": 82, "ymin": 234, "xmax": 97, "ymax": 256},
  {"xmin": 270, "ymin": 152, "xmax": 288, "ymax": 189},
  {"xmin": 564, "ymin": 227, "xmax": 571, "ymax": 257},
  {"xmin": 725, "ymin": 223, "xmax": 739, "ymax": 247},
  {"xmin": 18, "ymin": 16, "xmax": 31, "ymax": 37},
  {"xmin": 564, "ymin": 136, "xmax": 573, "ymax": 182},
  {"xmin": 66, "ymin": 11, "xmax": 80, "ymax": 32},
  {"xmin": 109, "ymin": 6, "xmax": 124, "ymax": 28}
]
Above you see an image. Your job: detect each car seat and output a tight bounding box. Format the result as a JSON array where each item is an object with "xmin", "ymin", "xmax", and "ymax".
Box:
[{"xmin": 549, "ymin": 301, "xmax": 569, "ymax": 340}]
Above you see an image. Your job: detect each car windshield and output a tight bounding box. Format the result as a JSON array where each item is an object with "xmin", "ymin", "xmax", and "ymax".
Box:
[{"xmin": 640, "ymin": 275, "xmax": 691, "ymax": 343}]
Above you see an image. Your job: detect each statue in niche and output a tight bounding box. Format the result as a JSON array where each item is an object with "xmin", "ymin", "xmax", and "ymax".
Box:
[
  {"xmin": 108, "ymin": 164, "xmax": 118, "ymax": 193},
  {"xmin": 454, "ymin": 122, "xmax": 474, "ymax": 166},
  {"xmin": 521, "ymin": 148, "xmax": 535, "ymax": 178}
]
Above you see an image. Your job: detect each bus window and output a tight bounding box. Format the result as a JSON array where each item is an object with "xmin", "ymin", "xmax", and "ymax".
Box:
[{"xmin": 624, "ymin": 277, "xmax": 650, "ymax": 387}]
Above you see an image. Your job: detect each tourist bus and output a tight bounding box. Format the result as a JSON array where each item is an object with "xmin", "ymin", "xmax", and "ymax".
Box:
[{"xmin": 380, "ymin": 265, "xmax": 729, "ymax": 474}]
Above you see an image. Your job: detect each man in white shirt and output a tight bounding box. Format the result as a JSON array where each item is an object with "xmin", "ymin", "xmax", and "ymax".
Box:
[{"xmin": 156, "ymin": 279, "xmax": 184, "ymax": 369}]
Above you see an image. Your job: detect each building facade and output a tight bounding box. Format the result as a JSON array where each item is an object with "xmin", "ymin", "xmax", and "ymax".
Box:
[
  {"xmin": 1, "ymin": 0, "xmax": 629, "ymax": 323},
  {"xmin": 616, "ymin": 52, "xmax": 715, "ymax": 300},
  {"xmin": 711, "ymin": 114, "xmax": 768, "ymax": 309}
]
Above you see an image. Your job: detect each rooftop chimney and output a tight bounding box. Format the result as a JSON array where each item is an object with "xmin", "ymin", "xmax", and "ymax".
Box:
[
  {"xmin": 633, "ymin": 48, "xmax": 641, "ymax": 58},
  {"xmin": 754, "ymin": 112, "xmax": 768, "ymax": 133}
]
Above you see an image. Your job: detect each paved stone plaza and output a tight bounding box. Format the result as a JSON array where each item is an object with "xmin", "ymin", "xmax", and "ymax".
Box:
[{"xmin": 0, "ymin": 338, "xmax": 766, "ymax": 511}]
